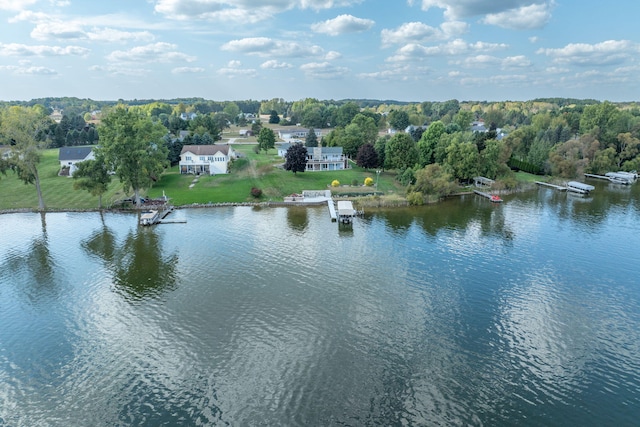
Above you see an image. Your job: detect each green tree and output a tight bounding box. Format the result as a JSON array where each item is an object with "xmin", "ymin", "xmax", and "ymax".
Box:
[
  {"xmin": 384, "ymin": 133, "xmax": 419, "ymax": 170},
  {"xmin": 388, "ymin": 110, "xmax": 410, "ymax": 131},
  {"xmin": 0, "ymin": 106, "xmax": 52, "ymax": 210},
  {"xmin": 444, "ymin": 140, "xmax": 479, "ymax": 182},
  {"xmin": 334, "ymin": 102, "xmax": 360, "ymax": 127},
  {"xmin": 413, "ymin": 163, "xmax": 458, "ymax": 199},
  {"xmin": 305, "ymin": 127, "xmax": 318, "ymax": 147},
  {"xmin": 284, "ymin": 143, "xmax": 308, "ymax": 174},
  {"xmin": 454, "ymin": 110, "xmax": 474, "ymax": 131},
  {"xmin": 417, "ymin": 120, "xmax": 445, "ymax": 166},
  {"xmin": 72, "ymin": 153, "xmax": 112, "ymax": 208},
  {"xmin": 223, "ymin": 102, "xmax": 241, "ymax": 123},
  {"xmin": 268, "ymin": 110, "xmax": 280, "ymax": 124},
  {"xmin": 616, "ymin": 133, "xmax": 640, "ymax": 169},
  {"xmin": 189, "ymin": 114, "xmax": 221, "ymax": 140},
  {"xmin": 257, "ymin": 128, "xmax": 276, "ymax": 153},
  {"xmin": 97, "ymin": 106, "xmax": 168, "ymax": 208}
]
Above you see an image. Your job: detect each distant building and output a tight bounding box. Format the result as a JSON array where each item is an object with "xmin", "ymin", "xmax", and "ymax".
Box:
[{"xmin": 276, "ymin": 127, "xmax": 323, "ymax": 141}]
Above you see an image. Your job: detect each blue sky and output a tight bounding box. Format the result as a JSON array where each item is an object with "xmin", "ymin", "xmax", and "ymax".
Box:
[{"xmin": 1, "ymin": 0, "xmax": 639, "ymax": 102}]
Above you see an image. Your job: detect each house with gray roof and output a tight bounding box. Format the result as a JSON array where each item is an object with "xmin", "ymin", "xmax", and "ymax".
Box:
[
  {"xmin": 58, "ymin": 146, "xmax": 95, "ymax": 176},
  {"xmin": 277, "ymin": 144, "xmax": 349, "ymax": 171},
  {"xmin": 179, "ymin": 144, "xmax": 237, "ymax": 175}
]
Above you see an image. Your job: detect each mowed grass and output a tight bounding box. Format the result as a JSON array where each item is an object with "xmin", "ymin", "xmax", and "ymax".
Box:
[
  {"xmin": 0, "ymin": 149, "xmax": 124, "ymax": 210},
  {"xmin": 0, "ymin": 145, "xmax": 399, "ymax": 210}
]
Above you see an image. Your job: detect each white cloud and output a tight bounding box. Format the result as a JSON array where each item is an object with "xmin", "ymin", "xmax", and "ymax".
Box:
[
  {"xmin": 415, "ymin": 0, "xmax": 555, "ymax": 22},
  {"xmin": 502, "ymin": 55, "xmax": 531, "ymax": 68},
  {"xmin": 325, "ymin": 51, "xmax": 342, "ymax": 60},
  {"xmin": 0, "ymin": 65, "xmax": 57, "ymax": 75},
  {"xmin": 0, "ymin": 43, "xmax": 90, "ymax": 57},
  {"xmin": 107, "ymin": 42, "xmax": 196, "ymax": 63},
  {"xmin": 381, "ymin": 21, "xmax": 468, "ymax": 47},
  {"xmin": 30, "ymin": 22, "xmax": 155, "ymax": 43},
  {"xmin": 481, "ymin": 2, "xmax": 554, "ymax": 30},
  {"xmin": 217, "ymin": 67, "xmax": 258, "ymax": 78},
  {"xmin": 387, "ymin": 39, "xmax": 507, "ymax": 62},
  {"xmin": 221, "ymin": 37, "xmax": 324, "ymax": 58},
  {"xmin": 89, "ymin": 64, "xmax": 151, "ymax": 76},
  {"xmin": 227, "ymin": 60, "xmax": 242, "ymax": 68},
  {"xmin": 458, "ymin": 54, "xmax": 500, "ymax": 68},
  {"xmin": 311, "ymin": 14, "xmax": 374, "ymax": 36},
  {"xmin": 358, "ymin": 64, "xmax": 426, "ymax": 81},
  {"xmin": 154, "ymin": 0, "xmax": 364, "ymax": 22},
  {"xmin": 537, "ymin": 40, "xmax": 639, "ymax": 66},
  {"xmin": 260, "ymin": 60, "xmax": 292, "ymax": 69},
  {"xmin": 172, "ymin": 66, "xmax": 205, "ymax": 73},
  {"xmin": 300, "ymin": 61, "xmax": 349, "ymax": 79},
  {"xmin": 0, "ymin": 0, "xmax": 37, "ymax": 11}
]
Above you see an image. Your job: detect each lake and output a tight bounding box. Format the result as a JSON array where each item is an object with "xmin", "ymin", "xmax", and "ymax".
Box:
[{"xmin": 1, "ymin": 181, "xmax": 640, "ymax": 426}]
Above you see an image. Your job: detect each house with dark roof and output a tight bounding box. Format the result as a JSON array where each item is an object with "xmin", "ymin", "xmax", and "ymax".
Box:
[
  {"xmin": 58, "ymin": 146, "xmax": 95, "ymax": 176},
  {"xmin": 179, "ymin": 144, "xmax": 237, "ymax": 175}
]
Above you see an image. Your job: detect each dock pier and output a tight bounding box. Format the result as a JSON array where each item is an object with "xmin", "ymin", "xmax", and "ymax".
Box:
[
  {"xmin": 535, "ymin": 181, "xmax": 567, "ymax": 191},
  {"xmin": 473, "ymin": 190, "xmax": 502, "ymax": 203},
  {"xmin": 327, "ymin": 199, "xmax": 337, "ymax": 222}
]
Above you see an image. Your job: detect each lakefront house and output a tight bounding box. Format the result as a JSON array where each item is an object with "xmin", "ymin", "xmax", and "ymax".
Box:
[{"xmin": 179, "ymin": 144, "xmax": 236, "ymax": 175}]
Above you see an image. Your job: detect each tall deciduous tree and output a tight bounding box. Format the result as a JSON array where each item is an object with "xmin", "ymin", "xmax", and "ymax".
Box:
[
  {"xmin": 257, "ymin": 127, "xmax": 276, "ymax": 153},
  {"xmin": 0, "ymin": 106, "xmax": 52, "ymax": 210},
  {"xmin": 417, "ymin": 120, "xmax": 445, "ymax": 166},
  {"xmin": 97, "ymin": 106, "xmax": 168, "ymax": 207},
  {"xmin": 384, "ymin": 133, "xmax": 419, "ymax": 170},
  {"xmin": 72, "ymin": 152, "xmax": 112, "ymax": 208},
  {"xmin": 356, "ymin": 143, "xmax": 378, "ymax": 169},
  {"xmin": 284, "ymin": 143, "xmax": 308, "ymax": 174},
  {"xmin": 388, "ymin": 110, "xmax": 410, "ymax": 131}
]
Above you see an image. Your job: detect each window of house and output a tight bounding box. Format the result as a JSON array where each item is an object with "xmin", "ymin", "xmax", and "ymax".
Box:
[
  {"xmin": 208, "ymin": 156, "xmax": 214, "ymax": 161},
  {"xmin": 199, "ymin": 156, "xmax": 205, "ymax": 161},
  {"xmin": 185, "ymin": 156, "xmax": 192, "ymax": 161}
]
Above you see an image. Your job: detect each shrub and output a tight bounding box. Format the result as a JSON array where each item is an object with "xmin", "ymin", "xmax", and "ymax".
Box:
[
  {"xmin": 250, "ymin": 187, "xmax": 262, "ymax": 198},
  {"xmin": 407, "ymin": 191, "xmax": 424, "ymax": 206},
  {"xmin": 331, "ymin": 180, "xmax": 340, "ymax": 187},
  {"xmin": 351, "ymin": 179, "xmax": 359, "ymax": 186},
  {"xmin": 364, "ymin": 177, "xmax": 374, "ymax": 186}
]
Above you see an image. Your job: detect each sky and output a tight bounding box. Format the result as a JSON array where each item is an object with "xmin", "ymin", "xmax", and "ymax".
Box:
[{"xmin": 1, "ymin": 0, "xmax": 639, "ymax": 103}]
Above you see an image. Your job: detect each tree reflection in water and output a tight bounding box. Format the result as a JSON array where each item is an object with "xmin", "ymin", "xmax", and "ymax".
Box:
[{"xmin": 82, "ymin": 220, "xmax": 178, "ymax": 301}]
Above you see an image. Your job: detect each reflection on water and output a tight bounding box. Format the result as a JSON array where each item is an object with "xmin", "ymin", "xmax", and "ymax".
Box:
[
  {"xmin": 82, "ymin": 221, "xmax": 178, "ymax": 301},
  {"xmin": 1, "ymin": 185, "xmax": 640, "ymax": 426}
]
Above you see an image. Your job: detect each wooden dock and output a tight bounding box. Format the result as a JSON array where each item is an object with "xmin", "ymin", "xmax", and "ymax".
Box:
[
  {"xmin": 327, "ymin": 199, "xmax": 337, "ymax": 221},
  {"xmin": 473, "ymin": 190, "xmax": 502, "ymax": 203},
  {"xmin": 584, "ymin": 173, "xmax": 609, "ymax": 181},
  {"xmin": 535, "ymin": 181, "xmax": 567, "ymax": 191}
]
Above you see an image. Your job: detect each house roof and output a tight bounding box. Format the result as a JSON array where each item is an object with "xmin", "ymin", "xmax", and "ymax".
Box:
[
  {"xmin": 59, "ymin": 146, "xmax": 93, "ymax": 161},
  {"xmin": 180, "ymin": 144, "xmax": 232, "ymax": 156},
  {"xmin": 314, "ymin": 146, "xmax": 343, "ymax": 155}
]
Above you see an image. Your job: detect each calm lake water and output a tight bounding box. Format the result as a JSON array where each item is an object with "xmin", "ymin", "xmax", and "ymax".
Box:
[{"xmin": 1, "ymin": 181, "xmax": 640, "ymax": 426}]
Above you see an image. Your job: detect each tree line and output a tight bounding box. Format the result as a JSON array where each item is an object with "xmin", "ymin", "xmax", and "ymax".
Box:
[{"xmin": 1, "ymin": 98, "xmax": 639, "ymax": 210}]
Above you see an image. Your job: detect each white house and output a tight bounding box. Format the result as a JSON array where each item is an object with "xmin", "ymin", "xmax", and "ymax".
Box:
[
  {"xmin": 276, "ymin": 127, "xmax": 323, "ymax": 141},
  {"xmin": 179, "ymin": 144, "xmax": 236, "ymax": 175},
  {"xmin": 58, "ymin": 146, "xmax": 95, "ymax": 176},
  {"xmin": 277, "ymin": 144, "xmax": 349, "ymax": 171},
  {"xmin": 306, "ymin": 146, "xmax": 348, "ymax": 171}
]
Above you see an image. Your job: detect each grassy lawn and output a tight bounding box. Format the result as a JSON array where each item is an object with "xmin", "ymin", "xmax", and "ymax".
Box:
[
  {"xmin": 0, "ymin": 144, "xmax": 541, "ymax": 211},
  {"xmin": 0, "ymin": 145, "xmax": 401, "ymax": 210},
  {"xmin": 0, "ymin": 149, "xmax": 124, "ymax": 211}
]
